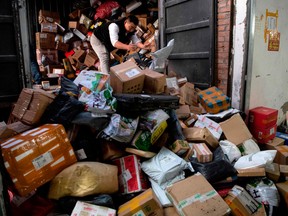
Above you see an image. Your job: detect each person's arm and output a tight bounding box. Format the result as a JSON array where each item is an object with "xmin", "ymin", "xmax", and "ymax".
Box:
[
  {"xmin": 131, "ymin": 34, "xmax": 151, "ymax": 50},
  {"xmin": 109, "ymin": 23, "xmax": 137, "ymax": 51}
]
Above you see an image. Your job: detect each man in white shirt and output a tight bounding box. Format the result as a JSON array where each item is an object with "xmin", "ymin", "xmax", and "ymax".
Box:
[{"xmin": 90, "ymin": 15, "xmax": 150, "ymax": 74}]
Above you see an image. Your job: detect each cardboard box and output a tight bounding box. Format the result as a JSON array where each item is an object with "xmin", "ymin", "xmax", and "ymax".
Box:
[
  {"xmin": 193, "ymin": 143, "xmax": 213, "ymax": 163},
  {"xmin": 237, "ymin": 168, "xmax": 266, "ymax": 177},
  {"xmin": 265, "ymin": 163, "xmax": 280, "ymax": 182},
  {"xmin": 180, "ymin": 82, "xmax": 198, "ymax": 106},
  {"xmin": 38, "ymin": 9, "xmax": 60, "ymax": 24},
  {"xmin": 263, "ymin": 137, "xmax": 284, "ymax": 150},
  {"xmin": 41, "ymin": 23, "xmax": 57, "ymax": 33},
  {"xmin": 35, "ymin": 32, "xmax": 55, "ymax": 49},
  {"xmin": 0, "ymin": 121, "xmax": 33, "ymax": 141},
  {"xmin": 198, "ymin": 86, "xmax": 231, "ymax": 114},
  {"xmin": 71, "ymin": 201, "xmax": 116, "ymax": 216},
  {"xmin": 36, "ymin": 49, "xmax": 58, "ymax": 65},
  {"xmin": 165, "ymin": 173, "xmax": 230, "ymax": 216},
  {"xmin": 250, "ymin": 124, "xmax": 277, "ymax": 144},
  {"xmin": 72, "ymin": 49, "xmax": 86, "ymax": 62},
  {"xmin": 110, "ymin": 61, "xmax": 145, "ymax": 94},
  {"xmin": 175, "ymin": 105, "xmax": 190, "ymax": 119},
  {"xmin": 184, "ymin": 114, "xmax": 198, "ymax": 127},
  {"xmin": 274, "ymin": 145, "xmax": 288, "ymax": 165},
  {"xmin": 276, "ymin": 181, "xmax": 288, "ymax": 208},
  {"xmin": 224, "ymin": 185, "xmax": 260, "ymax": 216},
  {"xmin": 68, "ymin": 21, "xmax": 78, "ymax": 29},
  {"xmin": 113, "ymin": 155, "xmax": 149, "ymax": 194},
  {"xmin": 118, "ymin": 188, "xmax": 163, "ymax": 216},
  {"xmin": 55, "ymin": 41, "xmax": 69, "ymax": 52},
  {"xmin": 164, "ymin": 207, "xmax": 179, "ymax": 216},
  {"xmin": 84, "ymin": 51, "xmax": 98, "ymax": 67},
  {"xmin": 183, "ymin": 127, "xmax": 219, "ymax": 149},
  {"xmin": 1, "ymin": 124, "xmax": 77, "ymax": 196},
  {"xmin": 142, "ymin": 69, "xmax": 166, "ymax": 94},
  {"xmin": 194, "ymin": 115, "xmax": 222, "ymax": 140},
  {"xmin": 220, "ymin": 113, "xmax": 253, "ymax": 146},
  {"xmin": 280, "ymin": 165, "xmax": 288, "ymax": 177},
  {"xmin": 249, "ymin": 106, "xmax": 278, "ymax": 129},
  {"xmin": 189, "ymin": 105, "xmax": 204, "ymax": 114},
  {"xmin": 11, "ymin": 88, "xmax": 55, "ymax": 125},
  {"xmin": 169, "ymin": 140, "xmax": 190, "ymax": 156}
]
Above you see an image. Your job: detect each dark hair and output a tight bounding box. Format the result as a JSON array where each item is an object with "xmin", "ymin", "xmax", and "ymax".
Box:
[{"xmin": 127, "ymin": 15, "xmax": 139, "ymax": 26}]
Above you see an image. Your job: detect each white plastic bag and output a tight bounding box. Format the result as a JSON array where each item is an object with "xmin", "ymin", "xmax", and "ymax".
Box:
[
  {"xmin": 234, "ymin": 150, "xmax": 277, "ymax": 170},
  {"xmin": 219, "ymin": 140, "xmax": 241, "ymax": 163},
  {"xmin": 242, "ymin": 139, "xmax": 260, "ymax": 155}
]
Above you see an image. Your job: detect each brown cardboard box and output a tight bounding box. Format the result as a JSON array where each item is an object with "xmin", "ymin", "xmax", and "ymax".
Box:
[
  {"xmin": 169, "ymin": 140, "xmax": 190, "ymax": 156},
  {"xmin": 175, "ymin": 105, "xmax": 191, "ymax": 119},
  {"xmin": 55, "ymin": 41, "xmax": 69, "ymax": 52},
  {"xmin": 237, "ymin": 168, "xmax": 266, "ymax": 177},
  {"xmin": 41, "ymin": 23, "xmax": 57, "ymax": 33},
  {"xmin": 118, "ymin": 188, "xmax": 163, "ymax": 216},
  {"xmin": 35, "ymin": 32, "xmax": 55, "ymax": 49},
  {"xmin": 263, "ymin": 137, "xmax": 284, "ymax": 150},
  {"xmin": 276, "ymin": 181, "xmax": 288, "ymax": 208},
  {"xmin": 184, "ymin": 114, "xmax": 198, "ymax": 127},
  {"xmin": 36, "ymin": 49, "xmax": 58, "ymax": 65},
  {"xmin": 164, "ymin": 207, "xmax": 179, "ymax": 216},
  {"xmin": 1, "ymin": 124, "xmax": 77, "ymax": 196},
  {"xmin": 193, "ymin": 143, "xmax": 213, "ymax": 163},
  {"xmin": 110, "ymin": 61, "xmax": 145, "ymax": 94},
  {"xmin": 274, "ymin": 145, "xmax": 288, "ymax": 165},
  {"xmin": 0, "ymin": 121, "xmax": 32, "ymax": 141},
  {"xmin": 280, "ymin": 165, "xmax": 288, "ymax": 177},
  {"xmin": 189, "ymin": 105, "xmax": 204, "ymax": 114},
  {"xmin": 11, "ymin": 88, "xmax": 55, "ymax": 125},
  {"xmin": 142, "ymin": 69, "xmax": 166, "ymax": 94},
  {"xmin": 224, "ymin": 185, "xmax": 261, "ymax": 216},
  {"xmin": 72, "ymin": 49, "xmax": 86, "ymax": 62},
  {"xmin": 180, "ymin": 82, "xmax": 198, "ymax": 106},
  {"xmin": 166, "ymin": 173, "xmax": 230, "ymax": 216},
  {"xmin": 38, "ymin": 10, "xmax": 60, "ymax": 24},
  {"xmin": 220, "ymin": 113, "xmax": 253, "ymax": 146},
  {"xmin": 84, "ymin": 51, "xmax": 98, "ymax": 67},
  {"xmin": 265, "ymin": 163, "xmax": 280, "ymax": 182},
  {"xmin": 68, "ymin": 21, "xmax": 78, "ymax": 29},
  {"xmin": 183, "ymin": 127, "xmax": 219, "ymax": 149}
]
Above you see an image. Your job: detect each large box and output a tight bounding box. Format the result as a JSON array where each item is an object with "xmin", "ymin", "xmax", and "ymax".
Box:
[
  {"xmin": 249, "ymin": 106, "xmax": 278, "ymax": 129},
  {"xmin": 11, "ymin": 88, "xmax": 55, "ymax": 125},
  {"xmin": 0, "ymin": 121, "xmax": 33, "ymax": 141},
  {"xmin": 0, "ymin": 124, "xmax": 77, "ymax": 196},
  {"xmin": 197, "ymin": 86, "xmax": 231, "ymax": 114},
  {"xmin": 113, "ymin": 155, "xmax": 149, "ymax": 194},
  {"xmin": 118, "ymin": 188, "xmax": 163, "ymax": 216},
  {"xmin": 35, "ymin": 32, "xmax": 55, "ymax": 49},
  {"xmin": 110, "ymin": 61, "xmax": 145, "ymax": 94},
  {"xmin": 250, "ymin": 123, "xmax": 277, "ymax": 144},
  {"xmin": 142, "ymin": 68, "xmax": 166, "ymax": 94},
  {"xmin": 165, "ymin": 173, "xmax": 230, "ymax": 216}
]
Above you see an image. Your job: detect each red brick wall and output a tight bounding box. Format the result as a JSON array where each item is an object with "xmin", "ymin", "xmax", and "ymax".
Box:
[{"xmin": 216, "ymin": 0, "xmax": 232, "ymax": 94}]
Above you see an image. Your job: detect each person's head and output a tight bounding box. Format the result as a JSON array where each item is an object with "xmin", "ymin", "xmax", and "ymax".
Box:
[{"xmin": 124, "ymin": 15, "xmax": 139, "ymax": 33}]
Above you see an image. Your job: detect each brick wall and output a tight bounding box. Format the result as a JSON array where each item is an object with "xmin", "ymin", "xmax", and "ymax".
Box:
[{"xmin": 216, "ymin": 0, "xmax": 232, "ymax": 94}]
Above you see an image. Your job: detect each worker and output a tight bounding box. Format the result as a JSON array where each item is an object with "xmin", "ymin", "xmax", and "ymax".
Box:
[{"xmin": 90, "ymin": 15, "xmax": 150, "ymax": 74}]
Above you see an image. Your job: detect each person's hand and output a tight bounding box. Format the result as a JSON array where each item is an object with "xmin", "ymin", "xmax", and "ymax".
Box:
[
  {"xmin": 126, "ymin": 44, "xmax": 137, "ymax": 51},
  {"xmin": 143, "ymin": 41, "xmax": 152, "ymax": 49}
]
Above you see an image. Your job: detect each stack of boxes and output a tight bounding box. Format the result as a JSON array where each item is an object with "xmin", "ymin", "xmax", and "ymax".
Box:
[{"xmin": 248, "ymin": 106, "xmax": 278, "ymax": 144}]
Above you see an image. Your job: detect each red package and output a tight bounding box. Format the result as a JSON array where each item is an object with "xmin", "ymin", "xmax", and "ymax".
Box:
[{"xmin": 94, "ymin": 1, "xmax": 120, "ymax": 20}]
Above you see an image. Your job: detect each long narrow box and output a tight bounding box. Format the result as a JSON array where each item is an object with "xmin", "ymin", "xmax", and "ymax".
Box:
[{"xmin": 1, "ymin": 124, "xmax": 77, "ymax": 196}]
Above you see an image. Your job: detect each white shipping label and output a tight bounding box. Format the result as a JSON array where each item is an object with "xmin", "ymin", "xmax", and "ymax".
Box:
[
  {"xmin": 40, "ymin": 34, "xmax": 47, "ymax": 39},
  {"xmin": 125, "ymin": 68, "xmax": 140, "ymax": 78},
  {"xmin": 159, "ymin": 154, "xmax": 175, "ymax": 165},
  {"xmin": 122, "ymin": 169, "xmax": 132, "ymax": 181},
  {"xmin": 75, "ymin": 149, "xmax": 87, "ymax": 160},
  {"xmin": 32, "ymin": 152, "xmax": 53, "ymax": 170}
]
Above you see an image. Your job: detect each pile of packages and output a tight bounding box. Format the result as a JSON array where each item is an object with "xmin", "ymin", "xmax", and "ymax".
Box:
[{"xmin": 1, "ymin": 1, "xmax": 288, "ymax": 216}]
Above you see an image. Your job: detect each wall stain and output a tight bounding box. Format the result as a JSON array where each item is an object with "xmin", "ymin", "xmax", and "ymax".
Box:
[{"xmin": 256, "ymin": 75, "xmax": 261, "ymax": 78}]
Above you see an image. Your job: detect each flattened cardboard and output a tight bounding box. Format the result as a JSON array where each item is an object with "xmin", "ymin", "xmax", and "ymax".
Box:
[{"xmin": 220, "ymin": 113, "xmax": 253, "ymax": 146}]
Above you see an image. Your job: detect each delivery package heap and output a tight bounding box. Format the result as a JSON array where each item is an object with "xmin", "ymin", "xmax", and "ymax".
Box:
[{"xmin": 1, "ymin": 1, "xmax": 288, "ymax": 215}]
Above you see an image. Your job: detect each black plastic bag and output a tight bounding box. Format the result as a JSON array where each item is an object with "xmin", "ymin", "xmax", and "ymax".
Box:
[
  {"xmin": 60, "ymin": 76, "xmax": 79, "ymax": 97},
  {"xmin": 190, "ymin": 147, "xmax": 237, "ymax": 183},
  {"xmin": 72, "ymin": 111, "xmax": 110, "ymax": 131}
]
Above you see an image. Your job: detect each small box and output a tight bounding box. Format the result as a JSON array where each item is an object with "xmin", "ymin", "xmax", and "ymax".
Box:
[
  {"xmin": 193, "ymin": 143, "xmax": 213, "ymax": 163},
  {"xmin": 110, "ymin": 61, "xmax": 145, "ymax": 94},
  {"xmin": 224, "ymin": 185, "xmax": 260, "ymax": 216},
  {"xmin": 249, "ymin": 106, "xmax": 278, "ymax": 129},
  {"xmin": 118, "ymin": 188, "xmax": 163, "ymax": 216},
  {"xmin": 142, "ymin": 69, "xmax": 166, "ymax": 94},
  {"xmin": 274, "ymin": 145, "xmax": 288, "ymax": 165},
  {"xmin": 276, "ymin": 181, "xmax": 288, "ymax": 208},
  {"xmin": 71, "ymin": 201, "xmax": 116, "ymax": 216},
  {"xmin": 184, "ymin": 114, "xmax": 198, "ymax": 127},
  {"xmin": 180, "ymin": 82, "xmax": 198, "ymax": 106},
  {"xmin": 11, "ymin": 88, "xmax": 55, "ymax": 125},
  {"xmin": 265, "ymin": 163, "xmax": 280, "ymax": 182},
  {"xmin": 41, "ymin": 23, "xmax": 57, "ymax": 33},
  {"xmin": 38, "ymin": 10, "xmax": 60, "ymax": 24},
  {"xmin": 250, "ymin": 123, "xmax": 277, "ymax": 144},
  {"xmin": 279, "ymin": 165, "xmax": 288, "ymax": 177},
  {"xmin": 55, "ymin": 41, "xmax": 69, "ymax": 52},
  {"xmin": 175, "ymin": 105, "xmax": 190, "ymax": 119},
  {"xmin": 68, "ymin": 21, "xmax": 78, "ymax": 29},
  {"xmin": 169, "ymin": 140, "xmax": 190, "ymax": 156},
  {"xmin": 84, "ymin": 51, "xmax": 98, "ymax": 67},
  {"xmin": 113, "ymin": 155, "xmax": 149, "ymax": 194},
  {"xmin": 72, "ymin": 49, "xmax": 86, "ymax": 62},
  {"xmin": 166, "ymin": 173, "xmax": 230, "ymax": 216},
  {"xmin": 198, "ymin": 86, "xmax": 231, "ymax": 114},
  {"xmin": 237, "ymin": 168, "xmax": 266, "ymax": 177},
  {"xmin": 263, "ymin": 137, "xmax": 284, "ymax": 150},
  {"xmin": 1, "ymin": 124, "xmax": 77, "ymax": 196},
  {"xmin": 35, "ymin": 32, "xmax": 55, "ymax": 49}
]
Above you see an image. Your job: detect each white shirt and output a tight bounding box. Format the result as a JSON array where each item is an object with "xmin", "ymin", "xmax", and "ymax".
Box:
[{"xmin": 108, "ymin": 23, "xmax": 141, "ymax": 47}]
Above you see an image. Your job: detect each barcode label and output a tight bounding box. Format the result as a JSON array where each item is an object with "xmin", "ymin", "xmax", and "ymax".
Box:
[
  {"xmin": 122, "ymin": 169, "xmax": 132, "ymax": 181},
  {"xmin": 125, "ymin": 68, "xmax": 140, "ymax": 78},
  {"xmin": 32, "ymin": 152, "xmax": 53, "ymax": 170}
]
